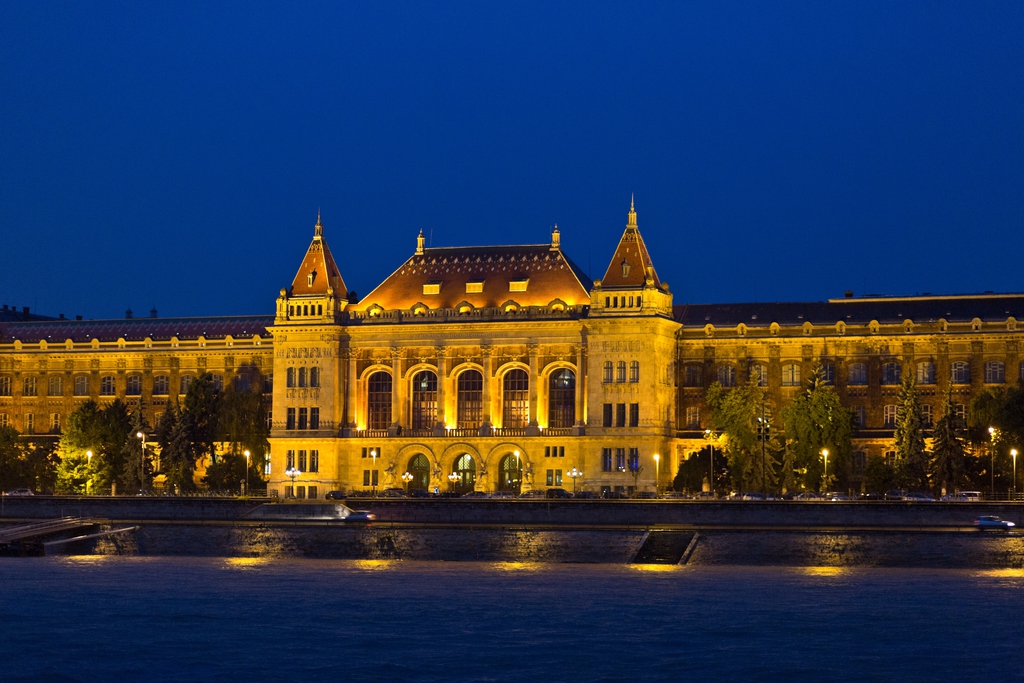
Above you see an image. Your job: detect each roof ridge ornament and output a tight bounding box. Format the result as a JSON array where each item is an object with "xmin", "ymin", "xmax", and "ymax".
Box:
[
  {"xmin": 314, "ymin": 209, "xmax": 323, "ymax": 238},
  {"xmin": 416, "ymin": 229, "xmax": 425, "ymax": 255},
  {"xmin": 627, "ymin": 194, "xmax": 637, "ymax": 229}
]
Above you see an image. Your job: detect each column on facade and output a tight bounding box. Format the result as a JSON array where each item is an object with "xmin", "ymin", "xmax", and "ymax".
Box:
[
  {"xmin": 574, "ymin": 342, "xmax": 586, "ymax": 429},
  {"xmin": 390, "ymin": 348, "xmax": 401, "ymax": 431},
  {"xmin": 528, "ymin": 343, "xmax": 539, "ymax": 427},
  {"xmin": 345, "ymin": 350, "xmax": 357, "ymax": 430},
  {"xmin": 481, "ymin": 345, "xmax": 493, "ymax": 433},
  {"xmin": 435, "ymin": 346, "xmax": 447, "ymax": 433}
]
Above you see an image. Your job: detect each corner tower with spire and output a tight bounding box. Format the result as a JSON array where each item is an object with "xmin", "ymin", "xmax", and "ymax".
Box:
[
  {"xmin": 591, "ymin": 197, "xmax": 673, "ymax": 317},
  {"xmin": 275, "ymin": 212, "xmax": 349, "ymax": 324}
]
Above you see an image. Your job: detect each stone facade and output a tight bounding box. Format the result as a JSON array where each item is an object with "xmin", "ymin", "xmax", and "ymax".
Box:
[{"xmin": 1, "ymin": 202, "xmax": 1022, "ymax": 496}]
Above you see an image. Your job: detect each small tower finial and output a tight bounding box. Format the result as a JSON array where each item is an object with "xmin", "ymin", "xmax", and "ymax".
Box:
[
  {"xmin": 416, "ymin": 228, "xmax": 425, "ymax": 255},
  {"xmin": 550, "ymin": 223, "xmax": 561, "ymax": 250},
  {"xmin": 314, "ymin": 209, "xmax": 323, "ymax": 237},
  {"xmin": 627, "ymin": 195, "xmax": 637, "ymax": 228}
]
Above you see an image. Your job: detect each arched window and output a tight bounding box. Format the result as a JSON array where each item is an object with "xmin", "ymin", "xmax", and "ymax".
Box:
[
  {"xmin": 153, "ymin": 375, "xmax": 169, "ymax": 395},
  {"xmin": 456, "ymin": 370, "xmax": 483, "ymax": 429},
  {"xmin": 616, "ymin": 361, "xmax": 626, "ymax": 383},
  {"xmin": 211, "ymin": 374, "xmax": 223, "ymax": 392},
  {"xmin": 920, "ymin": 404, "xmax": 934, "ymax": 427},
  {"xmin": 950, "ymin": 361, "xmax": 970, "ymax": 385},
  {"xmin": 717, "ymin": 366, "xmax": 735, "ymax": 387},
  {"xmin": 821, "ymin": 363, "xmax": 835, "ymax": 385},
  {"xmin": 881, "ymin": 362, "xmax": 901, "ymax": 385},
  {"xmin": 782, "ymin": 364, "xmax": 801, "ymax": 387},
  {"xmin": 498, "ymin": 452, "xmax": 523, "ymax": 492},
  {"xmin": 310, "ymin": 367, "xmax": 320, "ymax": 388},
  {"xmin": 985, "ymin": 361, "xmax": 1005, "ymax": 384},
  {"xmin": 22, "ymin": 376, "xmax": 37, "ymax": 397},
  {"xmin": 408, "ymin": 453, "xmax": 431, "ymax": 492},
  {"xmin": 603, "ymin": 361, "xmax": 613, "ymax": 383},
  {"xmin": 883, "ymin": 404, "xmax": 898, "ymax": 427},
  {"xmin": 286, "ymin": 368, "xmax": 296, "ymax": 388},
  {"xmin": 367, "ymin": 371, "xmax": 393, "ymax": 430},
  {"xmin": 916, "ymin": 361, "xmax": 936, "ymax": 385},
  {"xmin": 411, "ymin": 370, "xmax": 438, "ymax": 430},
  {"xmin": 126, "ymin": 375, "xmax": 142, "ymax": 396},
  {"xmin": 629, "ymin": 361, "xmax": 639, "ymax": 383},
  {"xmin": 180, "ymin": 374, "xmax": 195, "ymax": 395},
  {"xmin": 0, "ymin": 376, "xmax": 11, "ymax": 396},
  {"xmin": 100, "ymin": 376, "xmax": 116, "ymax": 396},
  {"xmin": 548, "ymin": 369, "xmax": 576, "ymax": 429},
  {"xmin": 453, "ymin": 453, "xmax": 476, "ymax": 494},
  {"xmin": 683, "ymin": 365, "xmax": 702, "ymax": 387},
  {"xmin": 848, "ymin": 363, "xmax": 867, "ymax": 386},
  {"xmin": 74, "ymin": 376, "xmax": 89, "ymax": 396},
  {"xmin": 48, "ymin": 375, "xmax": 63, "ymax": 396},
  {"xmin": 502, "ymin": 369, "xmax": 529, "ymax": 428},
  {"xmin": 749, "ymin": 364, "xmax": 768, "ymax": 387},
  {"xmin": 298, "ymin": 367, "xmax": 308, "ymax": 388}
]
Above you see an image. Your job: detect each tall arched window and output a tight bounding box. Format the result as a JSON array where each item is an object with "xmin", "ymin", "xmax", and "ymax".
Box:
[
  {"xmin": 985, "ymin": 361, "xmax": 1005, "ymax": 384},
  {"xmin": 22, "ymin": 377, "xmax": 37, "ymax": 397},
  {"xmin": 950, "ymin": 361, "xmax": 970, "ymax": 385},
  {"xmin": 153, "ymin": 375, "xmax": 169, "ymax": 395},
  {"xmin": 48, "ymin": 375, "xmax": 63, "ymax": 396},
  {"xmin": 782, "ymin": 364, "xmax": 801, "ymax": 386},
  {"xmin": 498, "ymin": 453, "xmax": 523, "ymax": 492},
  {"xmin": 502, "ymin": 369, "xmax": 529, "ymax": 428},
  {"xmin": 408, "ymin": 453, "xmax": 431, "ymax": 491},
  {"xmin": 548, "ymin": 369, "xmax": 575, "ymax": 429},
  {"xmin": 286, "ymin": 367, "xmax": 296, "ymax": 388},
  {"xmin": 916, "ymin": 361, "xmax": 936, "ymax": 385},
  {"xmin": 848, "ymin": 363, "xmax": 867, "ymax": 386},
  {"xmin": 749, "ymin": 364, "xmax": 768, "ymax": 387},
  {"xmin": 454, "ymin": 453, "xmax": 476, "ymax": 494},
  {"xmin": 457, "ymin": 370, "xmax": 483, "ymax": 429},
  {"xmin": 717, "ymin": 366, "xmax": 735, "ymax": 387},
  {"xmin": 683, "ymin": 365, "xmax": 703, "ymax": 387},
  {"xmin": 310, "ymin": 367, "xmax": 321, "ymax": 388},
  {"xmin": 603, "ymin": 361, "xmax": 613, "ymax": 383},
  {"xmin": 629, "ymin": 361, "xmax": 639, "ymax": 383},
  {"xmin": 298, "ymin": 367, "xmax": 308, "ymax": 388},
  {"xmin": 126, "ymin": 375, "xmax": 142, "ymax": 396},
  {"xmin": 411, "ymin": 370, "xmax": 438, "ymax": 430},
  {"xmin": 616, "ymin": 361, "xmax": 626, "ymax": 383},
  {"xmin": 74, "ymin": 375, "xmax": 89, "ymax": 396},
  {"xmin": 881, "ymin": 362, "xmax": 901, "ymax": 385},
  {"xmin": 367, "ymin": 371, "xmax": 393, "ymax": 430}
]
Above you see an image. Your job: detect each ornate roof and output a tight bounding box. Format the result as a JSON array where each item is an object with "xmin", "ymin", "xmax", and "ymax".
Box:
[
  {"xmin": 352, "ymin": 237, "xmax": 591, "ymax": 312},
  {"xmin": 0, "ymin": 315, "xmax": 275, "ymax": 344},
  {"xmin": 289, "ymin": 213, "xmax": 347, "ymax": 298},
  {"xmin": 600, "ymin": 198, "xmax": 662, "ymax": 289}
]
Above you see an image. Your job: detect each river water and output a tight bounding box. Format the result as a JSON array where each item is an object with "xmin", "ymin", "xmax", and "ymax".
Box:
[{"xmin": 1, "ymin": 557, "xmax": 1021, "ymax": 682}]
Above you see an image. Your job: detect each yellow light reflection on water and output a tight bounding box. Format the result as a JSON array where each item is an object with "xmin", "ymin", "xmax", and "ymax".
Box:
[
  {"xmin": 491, "ymin": 561, "xmax": 543, "ymax": 572},
  {"xmin": 353, "ymin": 559, "xmax": 396, "ymax": 571},
  {"xmin": 801, "ymin": 566, "xmax": 847, "ymax": 577},
  {"xmin": 58, "ymin": 555, "xmax": 112, "ymax": 565},
  {"xmin": 977, "ymin": 568, "xmax": 1024, "ymax": 578},
  {"xmin": 630, "ymin": 564, "xmax": 681, "ymax": 573},
  {"xmin": 224, "ymin": 557, "xmax": 272, "ymax": 569}
]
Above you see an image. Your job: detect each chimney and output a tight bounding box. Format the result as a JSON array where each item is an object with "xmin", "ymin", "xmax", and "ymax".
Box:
[
  {"xmin": 844, "ymin": 291, "xmax": 854, "ymax": 299},
  {"xmin": 76, "ymin": 315, "xmax": 83, "ymax": 321},
  {"xmin": 347, "ymin": 291, "xmax": 359, "ymax": 303},
  {"xmin": 150, "ymin": 307, "xmax": 158, "ymax": 319},
  {"xmin": 59, "ymin": 313, "xmax": 65, "ymax": 320},
  {"xmin": 22, "ymin": 306, "xmax": 30, "ymax": 320},
  {"xmin": 2, "ymin": 304, "xmax": 7, "ymax": 311},
  {"xmin": 125, "ymin": 308, "xmax": 133, "ymax": 319}
]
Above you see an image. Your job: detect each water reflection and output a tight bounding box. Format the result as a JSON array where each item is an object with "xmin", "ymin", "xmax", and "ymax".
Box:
[
  {"xmin": 491, "ymin": 561, "xmax": 543, "ymax": 572},
  {"xmin": 353, "ymin": 559, "xmax": 397, "ymax": 571},
  {"xmin": 800, "ymin": 566, "xmax": 848, "ymax": 577},
  {"xmin": 224, "ymin": 557, "xmax": 272, "ymax": 570},
  {"xmin": 630, "ymin": 564, "xmax": 682, "ymax": 573}
]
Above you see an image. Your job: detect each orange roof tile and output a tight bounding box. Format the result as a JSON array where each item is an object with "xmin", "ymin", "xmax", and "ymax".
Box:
[
  {"xmin": 290, "ymin": 215, "xmax": 347, "ymax": 298},
  {"xmin": 600, "ymin": 199, "xmax": 662, "ymax": 289}
]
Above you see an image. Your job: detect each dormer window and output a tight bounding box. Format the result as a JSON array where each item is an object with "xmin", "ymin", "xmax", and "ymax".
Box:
[
  {"xmin": 307, "ymin": 270, "xmax": 317, "ymax": 286},
  {"xmin": 509, "ymin": 278, "xmax": 529, "ymax": 293},
  {"xmin": 466, "ymin": 281, "xmax": 484, "ymax": 294},
  {"xmin": 423, "ymin": 281, "xmax": 442, "ymax": 295},
  {"xmin": 621, "ymin": 259, "xmax": 630, "ymax": 277}
]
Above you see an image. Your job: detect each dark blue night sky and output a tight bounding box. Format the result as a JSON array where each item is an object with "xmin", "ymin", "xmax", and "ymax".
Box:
[{"xmin": 1, "ymin": 2, "xmax": 1021, "ymax": 320}]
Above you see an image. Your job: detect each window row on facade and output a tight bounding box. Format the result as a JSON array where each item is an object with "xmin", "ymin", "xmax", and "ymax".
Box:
[
  {"xmin": 362, "ymin": 368, "xmax": 576, "ymax": 430},
  {"xmin": 600, "ymin": 447, "xmax": 641, "ymax": 472},
  {"xmin": 682, "ymin": 359, "xmax": 1023, "ymax": 388},
  {"xmin": 602, "ymin": 360, "xmax": 641, "ymax": 383},
  {"xmin": 0, "ymin": 372, "xmax": 271, "ymax": 398},
  {"xmin": 285, "ymin": 366, "xmax": 321, "ymax": 388}
]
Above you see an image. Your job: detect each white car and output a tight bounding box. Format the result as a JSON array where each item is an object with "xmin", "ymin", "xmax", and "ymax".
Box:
[
  {"xmin": 975, "ymin": 516, "xmax": 1015, "ymax": 531},
  {"xmin": 3, "ymin": 488, "xmax": 33, "ymax": 496}
]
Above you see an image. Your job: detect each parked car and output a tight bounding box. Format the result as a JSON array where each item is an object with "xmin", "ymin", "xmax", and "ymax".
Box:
[
  {"xmin": 488, "ymin": 491, "xmax": 516, "ymax": 499},
  {"xmin": 941, "ymin": 491, "xmax": 983, "ymax": 502},
  {"xmin": 904, "ymin": 492, "xmax": 935, "ymax": 502},
  {"xmin": 344, "ymin": 510, "xmax": 377, "ymax": 522},
  {"xmin": 546, "ymin": 488, "xmax": 572, "ymax": 499},
  {"xmin": 857, "ymin": 492, "xmax": 884, "ymax": 501},
  {"xmin": 692, "ymin": 491, "xmax": 718, "ymax": 500},
  {"xmin": 461, "ymin": 490, "xmax": 488, "ymax": 498},
  {"xmin": 518, "ymin": 489, "xmax": 546, "ymax": 499},
  {"xmin": 3, "ymin": 488, "xmax": 34, "ymax": 496},
  {"xmin": 636, "ymin": 491, "xmax": 658, "ymax": 499},
  {"xmin": 325, "ymin": 490, "xmax": 346, "ymax": 500},
  {"xmin": 884, "ymin": 490, "xmax": 905, "ymax": 501},
  {"xmin": 824, "ymin": 492, "xmax": 851, "ymax": 501},
  {"xmin": 574, "ymin": 490, "xmax": 600, "ymax": 499},
  {"xmin": 381, "ymin": 488, "xmax": 407, "ymax": 498},
  {"xmin": 407, "ymin": 488, "xmax": 431, "ymax": 498},
  {"xmin": 602, "ymin": 490, "xmax": 629, "ymax": 499},
  {"xmin": 741, "ymin": 492, "xmax": 765, "ymax": 501},
  {"xmin": 975, "ymin": 515, "xmax": 1015, "ymax": 531},
  {"xmin": 794, "ymin": 492, "xmax": 822, "ymax": 501}
]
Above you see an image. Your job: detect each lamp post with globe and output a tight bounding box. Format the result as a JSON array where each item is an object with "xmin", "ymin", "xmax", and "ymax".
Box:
[{"xmin": 566, "ymin": 467, "xmax": 582, "ymax": 497}]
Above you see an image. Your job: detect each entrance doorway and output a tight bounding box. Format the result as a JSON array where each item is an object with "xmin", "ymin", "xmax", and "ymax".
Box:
[
  {"xmin": 454, "ymin": 453, "xmax": 476, "ymax": 494},
  {"xmin": 498, "ymin": 453, "xmax": 523, "ymax": 493}
]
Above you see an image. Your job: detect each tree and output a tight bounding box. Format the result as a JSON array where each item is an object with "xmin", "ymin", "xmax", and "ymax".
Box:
[
  {"xmin": 0, "ymin": 425, "xmax": 29, "ymax": 492},
  {"xmin": 217, "ymin": 386, "xmax": 270, "ymax": 489},
  {"xmin": 894, "ymin": 372, "xmax": 929, "ymax": 491},
  {"xmin": 25, "ymin": 440, "xmax": 59, "ymax": 493},
  {"xmin": 969, "ymin": 385, "xmax": 1024, "ymax": 492},
  {"xmin": 58, "ymin": 400, "xmax": 131, "ymax": 494},
  {"xmin": 119, "ymin": 408, "xmax": 152, "ymax": 493},
  {"xmin": 161, "ymin": 405, "xmax": 198, "ymax": 493},
  {"xmin": 183, "ymin": 373, "xmax": 220, "ymax": 468},
  {"xmin": 706, "ymin": 373, "xmax": 780, "ymax": 493},
  {"xmin": 932, "ymin": 384, "xmax": 968, "ymax": 495},
  {"xmin": 780, "ymin": 363, "xmax": 855, "ymax": 493}
]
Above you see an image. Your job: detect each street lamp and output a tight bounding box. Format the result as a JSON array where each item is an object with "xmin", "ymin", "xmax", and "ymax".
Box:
[
  {"xmin": 285, "ymin": 466, "xmax": 301, "ymax": 499},
  {"xmin": 704, "ymin": 429, "xmax": 716, "ymax": 497},
  {"xmin": 244, "ymin": 449, "xmax": 251, "ymax": 496},
  {"xmin": 448, "ymin": 471, "xmax": 459, "ymax": 495},
  {"xmin": 821, "ymin": 448, "xmax": 829, "ymax": 494},
  {"xmin": 988, "ymin": 427, "xmax": 996, "ymax": 498},
  {"xmin": 370, "ymin": 449, "xmax": 378, "ymax": 497},
  {"xmin": 513, "ymin": 449, "xmax": 522, "ymax": 494},
  {"xmin": 136, "ymin": 431, "xmax": 147, "ymax": 494},
  {"xmin": 401, "ymin": 471, "xmax": 414, "ymax": 493},
  {"xmin": 86, "ymin": 450, "xmax": 93, "ymax": 495},
  {"xmin": 757, "ymin": 415, "xmax": 769, "ymax": 499},
  {"xmin": 653, "ymin": 454, "xmax": 660, "ymax": 494},
  {"xmin": 1012, "ymin": 448, "xmax": 1018, "ymax": 500},
  {"xmin": 566, "ymin": 467, "xmax": 582, "ymax": 496}
]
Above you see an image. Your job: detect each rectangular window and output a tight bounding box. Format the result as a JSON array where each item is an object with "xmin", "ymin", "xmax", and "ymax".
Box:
[
  {"xmin": 616, "ymin": 361, "xmax": 626, "ymax": 383},
  {"xmin": 603, "ymin": 403, "xmax": 613, "ymax": 428},
  {"xmin": 23, "ymin": 377, "xmax": 37, "ymax": 397},
  {"xmin": 307, "ymin": 486, "xmax": 318, "ymax": 500},
  {"xmin": 309, "ymin": 450, "xmax": 319, "ymax": 473},
  {"xmin": 554, "ymin": 469, "xmax": 562, "ymax": 486},
  {"xmin": 602, "ymin": 448, "xmax": 613, "ymax": 472},
  {"xmin": 100, "ymin": 376, "xmax": 116, "ymax": 396},
  {"xmin": 683, "ymin": 365, "xmax": 702, "ymax": 387},
  {"xmin": 884, "ymin": 450, "xmax": 896, "ymax": 468},
  {"xmin": 211, "ymin": 374, "xmax": 223, "ymax": 392},
  {"xmin": 558, "ymin": 446, "xmax": 565, "ymax": 458},
  {"xmin": 615, "ymin": 448, "xmax": 626, "ymax": 471},
  {"xmin": 25, "ymin": 413, "xmax": 34, "ymax": 434},
  {"xmin": 546, "ymin": 469, "xmax": 553, "ymax": 486},
  {"xmin": 363, "ymin": 470, "xmax": 371, "ymax": 486},
  {"xmin": 48, "ymin": 375, "xmax": 63, "ymax": 396},
  {"xmin": 372, "ymin": 470, "xmax": 379, "ymax": 486},
  {"xmin": 153, "ymin": 375, "xmax": 169, "ymax": 395},
  {"xmin": 50, "ymin": 413, "xmax": 61, "ymax": 433},
  {"xmin": 781, "ymin": 364, "xmax": 801, "ymax": 387},
  {"xmin": 126, "ymin": 375, "xmax": 142, "ymax": 396},
  {"xmin": 848, "ymin": 363, "xmax": 867, "ymax": 386},
  {"xmin": 883, "ymin": 405, "xmax": 898, "ymax": 428},
  {"xmin": 603, "ymin": 362, "xmax": 613, "ymax": 383},
  {"xmin": 920, "ymin": 404, "xmax": 934, "ymax": 427},
  {"xmin": 628, "ymin": 447, "xmax": 639, "ymax": 471},
  {"xmin": 545, "ymin": 446, "xmax": 551, "ymax": 458},
  {"xmin": 296, "ymin": 486, "xmax": 305, "ymax": 500},
  {"xmin": 509, "ymin": 279, "xmax": 529, "ymax": 292},
  {"xmin": 852, "ymin": 405, "xmax": 866, "ymax": 428},
  {"xmin": 298, "ymin": 450, "xmax": 307, "ymax": 471},
  {"xmin": 286, "ymin": 450, "xmax": 295, "ymax": 470},
  {"xmin": 310, "ymin": 407, "xmax": 319, "ymax": 430},
  {"xmin": 286, "ymin": 408, "xmax": 296, "ymax": 430},
  {"xmin": 629, "ymin": 403, "xmax": 639, "ymax": 428},
  {"xmin": 235, "ymin": 374, "xmax": 251, "ymax": 392},
  {"xmin": 284, "ymin": 485, "xmax": 294, "ymax": 498},
  {"xmin": 0, "ymin": 376, "xmax": 11, "ymax": 396},
  {"xmin": 629, "ymin": 361, "xmax": 639, "ymax": 383},
  {"xmin": 263, "ymin": 374, "xmax": 274, "ymax": 394},
  {"xmin": 465, "ymin": 281, "xmax": 484, "ymax": 294},
  {"xmin": 266, "ymin": 410, "xmax": 273, "ymax": 431},
  {"xmin": 852, "ymin": 451, "xmax": 866, "ymax": 475},
  {"xmin": 685, "ymin": 406, "xmax": 700, "ymax": 429},
  {"xmin": 616, "ymin": 404, "xmax": 626, "ymax": 428},
  {"xmin": 423, "ymin": 281, "xmax": 441, "ymax": 295}
]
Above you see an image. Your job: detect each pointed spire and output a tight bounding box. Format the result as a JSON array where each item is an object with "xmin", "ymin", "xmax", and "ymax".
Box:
[
  {"xmin": 627, "ymin": 194, "xmax": 637, "ymax": 228},
  {"xmin": 416, "ymin": 229, "xmax": 425, "ymax": 255},
  {"xmin": 600, "ymin": 197, "xmax": 662, "ymax": 289},
  {"xmin": 314, "ymin": 209, "xmax": 323, "ymax": 238},
  {"xmin": 550, "ymin": 223, "xmax": 561, "ymax": 250}
]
